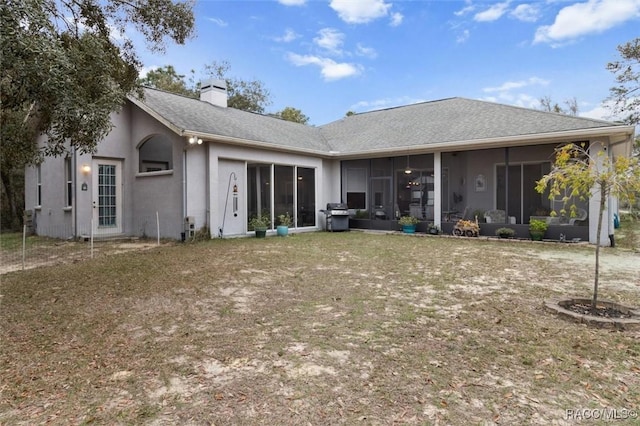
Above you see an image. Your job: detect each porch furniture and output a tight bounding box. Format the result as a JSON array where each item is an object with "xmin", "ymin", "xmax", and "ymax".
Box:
[
  {"xmin": 484, "ymin": 209, "xmax": 506, "ymax": 223},
  {"xmin": 568, "ymin": 208, "xmax": 588, "ymax": 225},
  {"xmin": 446, "ymin": 206, "xmax": 470, "ymax": 222},
  {"xmin": 409, "ymin": 203, "xmax": 424, "ymax": 219}
]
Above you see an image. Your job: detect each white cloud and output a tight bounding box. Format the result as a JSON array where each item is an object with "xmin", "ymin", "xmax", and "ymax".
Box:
[
  {"xmin": 534, "ymin": 0, "xmax": 640, "ymax": 45},
  {"xmin": 207, "ymin": 17, "xmax": 228, "ymax": 27},
  {"xmin": 138, "ymin": 65, "xmax": 159, "ymax": 79},
  {"xmin": 454, "ymin": 3, "xmax": 475, "ymax": 17},
  {"xmin": 330, "ymin": 0, "xmax": 392, "ymax": 24},
  {"xmin": 483, "ymin": 77, "xmax": 550, "ymax": 93},
  {"xmin": 314, "ymin": 28, "xmax": 345, "ymax": 55},
  {"xmin": 356, "ymin": 43, "xmax": 377, "ymax": 59},
  {"xmin": 579, "ymin": 98, "xmax": 637, "ymax": 122},
  {"xmin": 510, "ymin": 4, "xmax": 541, "ymax": 22},
  {"xmin": 274, "ymin": 28, "xmax": 299, "ymax": 43},
  {"xmin": 481, "ymin": 93, "xmax": 540, "ymax": 109},
  {"xmin": 474, "ymin": 1, "xmax": 511, "ymax": 22},
  {"xmin": 351, "ymin": 96, "xmax": 426, "ymax": 113},
  {"xmin": 390, "ymin": 12, "xmax": 404, "ymax": 27},
  {"xmin": 278, "ymin": 0, "xmax": 306, "ymax": 6},
  {"xmin": 287, "ymin": 53, "xmax": 361, "ymax": 80},
  {"xmin": 457, "ymin": 29, "xmax": 470, "ymax": 43},
  {"xmin": 580, "ymin": 103, "xmax": 612, "ymax": 121}
]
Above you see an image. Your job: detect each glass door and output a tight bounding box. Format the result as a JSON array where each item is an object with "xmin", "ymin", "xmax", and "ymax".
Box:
[{"xmin": 92, "ymin": 159, "xmax": 122, "ymax": 235}]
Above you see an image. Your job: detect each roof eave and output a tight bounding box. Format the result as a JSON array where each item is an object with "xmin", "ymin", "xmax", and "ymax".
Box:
[
  {"xmin": 333, "ymin": 125, "xmax": 636, "ymax": 160},
  {"xmin": 183, "ymin": 130, "xmax": 335, "ymax": 158}
]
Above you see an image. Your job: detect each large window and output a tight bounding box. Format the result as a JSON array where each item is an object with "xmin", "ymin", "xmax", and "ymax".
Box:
[
  {"xmin": 247, "ymin": 164, "xmax": 272, "ymax": 227},
  {"xmin": 138, "ymin": 135, "xmax": 173, "ymax": 172},
  {"xmin": 275, "ymin": 165, "xmax": 294, "ymax": 223},
  {"xmin": 247, "ymin": 163, "xmax": 316, "ymax": 230},
  {"xmin": 297, "ymin": 167, "xmax": 315, "ymax": 227}
]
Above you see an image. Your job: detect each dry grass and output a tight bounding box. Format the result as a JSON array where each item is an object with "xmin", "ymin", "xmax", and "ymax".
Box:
[{"xmin": 1, "ymin": 231, "xmax": 639, "ymax": 425}]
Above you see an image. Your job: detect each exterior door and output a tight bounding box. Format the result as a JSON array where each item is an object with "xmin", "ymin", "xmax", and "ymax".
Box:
[
  {"xmin": 218, "ymin": 159, "xmax": 246, "ymax": 236},
  {"xmin": 92, "ymin": 159, "xmax": 122, "ymax": 235}
]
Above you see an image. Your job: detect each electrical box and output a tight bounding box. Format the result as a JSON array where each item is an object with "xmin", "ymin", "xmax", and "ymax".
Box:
[{"xmin": 185, "ymin": 216, "xmax": 195, "ymax": 238}]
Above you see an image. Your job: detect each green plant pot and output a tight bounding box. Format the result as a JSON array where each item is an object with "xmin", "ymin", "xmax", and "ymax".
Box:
[
  {"xmin": 530, "ymin": 230, "xmax": 545, "ymax": 241},
  {"xmin": 255, "ymin": 227, "xmax": 267, "ymax": 238},
  {"xmin": 276, "ymin": 225, "xmax": 289, "ymax": 237},
  {"xmin": 402, "ymin": 224, "xmax": 416, "ymax": 234}
]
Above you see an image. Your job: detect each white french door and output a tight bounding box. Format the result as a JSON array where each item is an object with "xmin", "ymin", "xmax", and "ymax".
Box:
[{"xmin": 92, "ymin": 159, "xmax": 122, "ymax": 235}]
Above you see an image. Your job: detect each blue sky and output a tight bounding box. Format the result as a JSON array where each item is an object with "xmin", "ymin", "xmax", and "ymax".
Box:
[{"xmin": 138, "ymin": 0, "xmax": 639, "ymax": 126}]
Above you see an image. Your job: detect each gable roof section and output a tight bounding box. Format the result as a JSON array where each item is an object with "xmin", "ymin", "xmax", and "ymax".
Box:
[
  {"xmin": 131, "ymin": 89, "xmax": 633, "ymax": 158},
  {"xmin": 131, "ymin": 88, "xmax": 331, "ymax": 154},
  {"xmin": 319, "ymin": 98, "xmax": 630, "ymax": 156}
]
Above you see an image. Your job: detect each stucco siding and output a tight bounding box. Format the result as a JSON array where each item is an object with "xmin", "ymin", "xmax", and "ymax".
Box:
[{"xmin": 130, "ymin": 106, "xmax": 185, "ymax": 239}]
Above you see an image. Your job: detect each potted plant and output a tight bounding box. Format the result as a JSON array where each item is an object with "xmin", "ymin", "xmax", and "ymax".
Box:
[
  {"xmin": 276, "ymin": 212, "xmax": 293, "ymax": 236},
  {"xmin": 398, "ymin": 215, "xmax": 419, "ymax": 234},
  {"xmin": 529, "ymin": 219, "xmax": 548, "ymax": 241},
  {"xmin": 249, "ymin": 215, "xmax": 271, "ymax": 238},
  {"xmin": 427, "ymin": 223, "xmax": 440, "ymax": 235},
  {"xmin": 495, "ymin": 227, "xmax": 516, "ymax": 239}
]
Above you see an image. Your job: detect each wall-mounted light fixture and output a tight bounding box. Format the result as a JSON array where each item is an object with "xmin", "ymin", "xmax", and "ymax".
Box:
[
  {"xmin": 81, "ymin": 164, "xmax": 91, "ymax": 174},
  {"xmin": 188, "ymin": 136, "xmax": 203, "ymax": 145}
]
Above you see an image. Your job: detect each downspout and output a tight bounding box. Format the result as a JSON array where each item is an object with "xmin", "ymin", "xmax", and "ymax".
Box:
[
  {"xmin": 182, "ymin": 149, "xmax": 187, "ymax": 230},
  {"xmin": 73, "ymin": 146, "xmax": 78, "ymax": 238}
]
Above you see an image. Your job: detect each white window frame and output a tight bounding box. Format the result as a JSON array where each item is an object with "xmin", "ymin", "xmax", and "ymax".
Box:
[
  {"xmin": 64, "ymin": 157, "xmax": 73, "ymax": 208},
  {"xmin": 36, "ymin": 164, "xmax": 42, "ymax": 207}
]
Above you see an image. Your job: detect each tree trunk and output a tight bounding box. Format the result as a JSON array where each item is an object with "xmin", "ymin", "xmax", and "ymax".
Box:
[
  {"xmin": 0, "ymin": 168, "xmax": 22, "ymax": 230},
  {"xmin": 592, "ymin": 182, "xmax": 607, "ymax": 309}
]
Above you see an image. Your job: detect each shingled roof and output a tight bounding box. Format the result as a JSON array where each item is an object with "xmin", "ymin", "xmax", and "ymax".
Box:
[
  {"xmin": 134, "ymin": 88, "xmax": 331, "ymax": 153},
  {"xmin": 132, "ymin": 88, "xmax": 630, "ymax": 157}
]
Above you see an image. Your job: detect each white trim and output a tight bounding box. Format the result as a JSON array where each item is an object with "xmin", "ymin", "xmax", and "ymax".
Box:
[{"xmin": 135, "ymin": 170, "xmax": 173, "ymax": 178}]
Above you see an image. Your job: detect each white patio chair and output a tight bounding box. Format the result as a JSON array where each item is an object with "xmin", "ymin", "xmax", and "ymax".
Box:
[
  {"xmin": 568, "ymin": 208, "xmax": 588, "ymax": 225},
  {"xmin": 484, "ymin": 209, "xmax": 506, "ymax": 223}
]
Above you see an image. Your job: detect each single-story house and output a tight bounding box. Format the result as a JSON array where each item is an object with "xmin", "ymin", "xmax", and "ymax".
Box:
[{"xmin": 24, "ymin": 80, "xmax": 636, "ymax": 245}]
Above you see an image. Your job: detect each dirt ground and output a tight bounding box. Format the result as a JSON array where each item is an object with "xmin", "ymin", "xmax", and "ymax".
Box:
[{"xmin": 1, "ymin": 232, "xmax": 639, "ymax": 425}]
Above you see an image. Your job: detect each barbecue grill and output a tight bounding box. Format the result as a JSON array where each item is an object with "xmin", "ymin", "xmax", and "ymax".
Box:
[{"xmin": 321, "ymin": 202, "xmax": 350, "ymax": 231}]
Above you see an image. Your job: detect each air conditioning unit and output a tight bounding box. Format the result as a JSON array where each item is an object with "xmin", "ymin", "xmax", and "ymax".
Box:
[{"xmin": 185, "ymin": 216, "xmax": 196, "ymax": 237}]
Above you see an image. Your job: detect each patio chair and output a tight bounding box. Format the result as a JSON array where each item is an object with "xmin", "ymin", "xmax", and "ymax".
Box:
[
  {"xmin": 484, "ymin": 209, "xmax": 506, "ymax": 223},
  {"xmin": 568, "ymin": 208, "xmax": 588, "ymax": 225},
  {"xmin": 448, "ymin": 206, "xmax": 470, "ymax": 222}
]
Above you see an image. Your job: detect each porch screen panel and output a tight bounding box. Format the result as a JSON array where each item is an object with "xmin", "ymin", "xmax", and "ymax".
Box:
[
  {"xmin": 98, "ymin": 164, "xmax": 117, "ymax": 227},
  {"xmin": 247, "ymin": 164, "xmax": 272, "ymax": 228},
  {"xmin": 274, "ymin": 165, "xmax": 294, "ymax": 225},
  {"xmin": 498, "ymin": 163, "xmax": 552, "ymax": 224},
  {"xmin": 523, "ymin": 163, "xmax": 550, "ymax": 223},
  {"xmin": 344, "ymin": 161, "xmax": 368, "ymax": 210},
  {"xmin": 296, "ymin": 167, "xmax": 315, "ymax": 227},
  {"xmin": 371, "ymin": 158, "xmax": 393, "ymax": 219},
  {"xmin": 496, "ymin": 165, "xmax": 521, "ymax": 223}
]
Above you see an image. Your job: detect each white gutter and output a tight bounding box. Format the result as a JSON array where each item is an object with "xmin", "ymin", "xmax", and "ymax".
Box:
[{"xmin": 333, "ymin": 125, "xmax": 636, "ymax": 159}]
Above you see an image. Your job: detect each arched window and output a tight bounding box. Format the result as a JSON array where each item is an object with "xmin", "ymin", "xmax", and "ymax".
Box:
[{"xmin": 138, "ymin": 135, "xmax": 173, "ymax": 172}]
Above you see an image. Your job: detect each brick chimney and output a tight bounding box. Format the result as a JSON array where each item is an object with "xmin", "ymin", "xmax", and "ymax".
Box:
[{"xmin": 200, "ymin": 79, "xmax": 227, "ymax": 107}]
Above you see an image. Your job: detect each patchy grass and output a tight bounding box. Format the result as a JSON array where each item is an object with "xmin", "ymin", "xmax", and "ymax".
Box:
[
  {"xmin": 1, "ymin": 232, "xmax": 639, "ymax": 425},
  {"xmin": 617, "ymin": 213, "xmax": 640, "ymax": 252}
]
